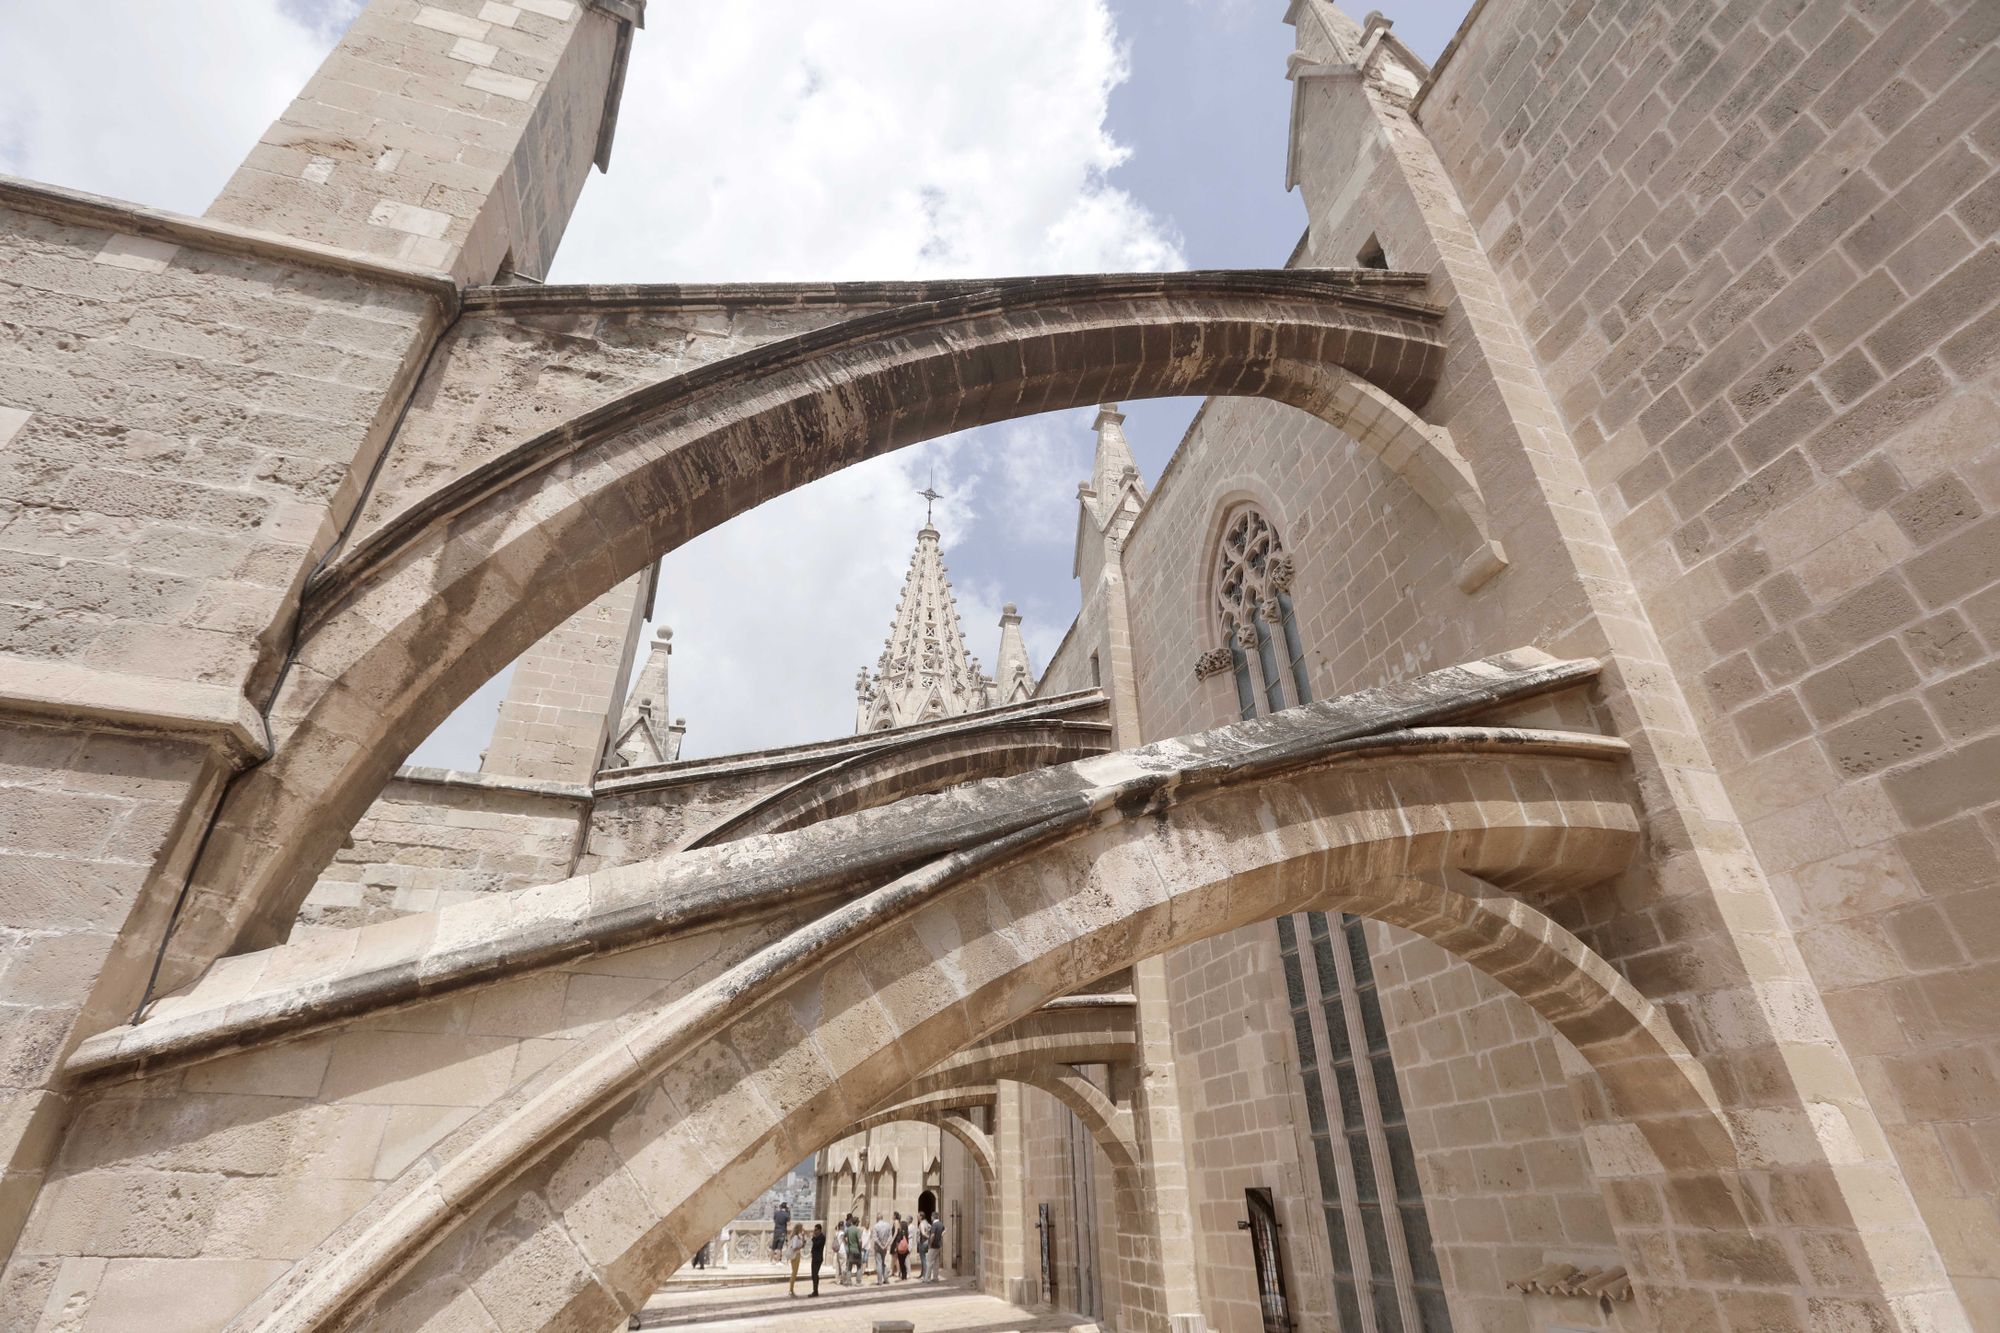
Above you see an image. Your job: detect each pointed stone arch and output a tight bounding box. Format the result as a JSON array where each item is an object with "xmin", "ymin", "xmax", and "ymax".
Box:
[
  {"xmin": 678, "ymin": 717, "xmax": 1114, "ymax": 850},
  {"xmin": 217, "ymin": 713, "xmax": 1719, "ymax": 1333},
  {"xmin": 845, "ymin": 1087, "xmax": 1001, "ymax": 1142},
  {"xmin": 933, "ymin": 1113, "xmax": 995, "ymax": 1190},
  {"xmin": 159, "ymin": 271, "xmax": 1519, "ymax": 981}
]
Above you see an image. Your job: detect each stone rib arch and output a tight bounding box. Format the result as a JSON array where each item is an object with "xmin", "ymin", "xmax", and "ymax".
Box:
[
  {"xmin": 681, "ymin": 717, "xmax": 1115, "ymax": 850},
  {"xmin": 1014, "ymin": 1069, "xmax": 1135, "ymax": 1171},
  {"xmin": 933, "ymin": 1113, "xmax": 997, "ymax": 1201},
  {"xmin": 899, "ymin": 1056, "xmax": 1138, "ymax": 1171},
  {"xmin": 845, "ymin": 1087, "xmax": 1001, "ymax": 1140},
  {"xmin": 163, "ymin": 270, "xmax": 1518, "ymax": 978},
  {"xmin": 218, "ymin": 720, "xmax": 1705, "ymax": 1332}
]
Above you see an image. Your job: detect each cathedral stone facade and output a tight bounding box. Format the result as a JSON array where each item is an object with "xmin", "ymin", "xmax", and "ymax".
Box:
[{"xmin": 0, "ymin": 1, "xmax": 1996, "ymax": 1331}]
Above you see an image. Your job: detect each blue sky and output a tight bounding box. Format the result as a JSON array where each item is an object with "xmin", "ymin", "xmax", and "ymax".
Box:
[
  {"xmin": 1098, "ymin": 2, "xmax": 1468, "ymax": 486},
  {"xmin": 1, "ymin": 1, "xmax": 1474, "ymax": 765}
]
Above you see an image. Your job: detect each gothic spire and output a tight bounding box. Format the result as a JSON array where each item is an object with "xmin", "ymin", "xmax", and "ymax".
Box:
[{"xmin": 856, "ymin": 520, "xmax": 1004, "ymax": 732}]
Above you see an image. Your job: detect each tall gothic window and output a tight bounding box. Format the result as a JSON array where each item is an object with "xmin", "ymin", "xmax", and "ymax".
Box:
[
  {"xmin": 1213, "ymin": 508, "xmax": 1309, "ymax": 719},
  {"xmin": 1211, "ymin": 505, "xmax": 1452, "ymax": 1332}
]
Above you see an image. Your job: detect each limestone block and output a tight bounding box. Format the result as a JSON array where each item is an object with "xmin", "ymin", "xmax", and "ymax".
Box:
[
  {"xmin": 376, "ymin": 1103, "xmax": 480, "ymax": 1180},
  {"xmin": 182, "ymin": 1036, "xmax": 334, "ymax": 1100},
  {"xmin": 20, "ymin": 1171, "xmax": 223, "ymax": 1258},
  {"xmin": 319, "ymin": 1030, "xmax": 518, "ymax": 1107},
  {"xmin": 90, "ymin": 234, "xmax": 177, "ymax": 273},
  {"xmin": 79, "ymin": 1257, "xmax": 291, "ymax": 1333}
]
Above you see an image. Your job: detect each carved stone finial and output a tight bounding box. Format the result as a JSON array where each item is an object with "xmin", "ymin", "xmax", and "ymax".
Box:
[
  {"xmin": 1194, "ymin": 648, "xmax": 1235, "ymax": 681},
  {"xmin": 1267, "ymin": 551, "xmax": 1296, "ymax": 593}
]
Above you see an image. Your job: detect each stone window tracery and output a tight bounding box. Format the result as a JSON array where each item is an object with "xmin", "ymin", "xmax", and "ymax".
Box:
[{"xmin": 1213, "ymin": 507, "xmax": 1311, "ymax": 718}]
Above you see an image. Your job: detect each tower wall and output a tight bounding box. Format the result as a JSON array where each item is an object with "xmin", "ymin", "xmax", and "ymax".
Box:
[
  {"xmin": 480, "ymin": 571, "xmax": 650, "ymax": 785},
  {"xmin": 1422, "ymin": 0, "xmax": 2000, "ymax": 1318},
  {"xmin": 206, "ymin": 0, "xmax": 636, "ymax": 282},
  {"xmin": 1080, "ymin": 1, "xmax": 1988, "ymax": 1327},
  {"xmin": 0, "ymin": 0, "xmax": 638, "ymax": 1264}
]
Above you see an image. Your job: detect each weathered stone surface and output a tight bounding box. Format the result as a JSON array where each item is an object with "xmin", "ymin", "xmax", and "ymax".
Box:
[{"xmin": 6, "ymin": 0, "xmax": 1998, "ymax": 1329}]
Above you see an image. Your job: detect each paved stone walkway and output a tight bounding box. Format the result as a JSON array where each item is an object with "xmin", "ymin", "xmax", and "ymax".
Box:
[{"xmin": 634, "ymin": 1277, "xmax": 1095, "ymax": 1331}]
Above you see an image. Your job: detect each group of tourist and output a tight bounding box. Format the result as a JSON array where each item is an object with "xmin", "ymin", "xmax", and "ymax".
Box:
[{"xmin": 769, "ymin": 1206, "xmax": 947, "ymax": 1296}]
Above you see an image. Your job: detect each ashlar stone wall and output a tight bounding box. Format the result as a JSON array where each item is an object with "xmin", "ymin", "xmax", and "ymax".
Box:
[
  {"xmin": 1078, "ymin": 5, "xmax": 1955, "ymax": 1327},
  {"xmin": 1421, "ymin": 0, "xmax": 2000, "ymax": 1318},
  {"xmin": 0, "ymin": 185, "xmax": 445, "ymax": 1257},
  {"xmin": 298, "ymin": 768, "xmax": 586, "ymax": 933},
  {"xmin": 1, "ymin": 904, "xmax": 800, "ymax": 1329}
]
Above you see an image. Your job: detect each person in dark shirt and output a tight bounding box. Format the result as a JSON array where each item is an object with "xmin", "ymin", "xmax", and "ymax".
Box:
[
  {"xmin": 808, "ymin": 1223, "xmax": 827, "ymax": 1296},
  {"xmin": 770, "ymin": 1201, "xmax": 791, "ymax": 1259}
]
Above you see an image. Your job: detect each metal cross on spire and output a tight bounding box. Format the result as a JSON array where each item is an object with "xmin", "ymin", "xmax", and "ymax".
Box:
[{"xmin": 918, "ymin": 467, "xmax": 942, "ymax": 528}]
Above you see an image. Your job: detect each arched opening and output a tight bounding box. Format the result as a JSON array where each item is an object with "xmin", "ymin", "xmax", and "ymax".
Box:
[
  {"xmin": 216, "ymin": 704, "xmax": 1711, "ymax": 1333},
  {"xmin": 157, "ymin": 273, "xmax": 1511, "ymax": 983}
]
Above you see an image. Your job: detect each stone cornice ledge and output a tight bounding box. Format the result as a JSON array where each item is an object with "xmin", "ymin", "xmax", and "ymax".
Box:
[
  {"xmin": 594, "ymin": 689, "xmax": 1110, "ymax": 793},
  {"xmin": 65, "ymin": 651, "xmax": 1619, "ymax": 1087},
  {"xmin": 0, "ymin": 656, "xmax": 269, "ymax": 765},
  {"xmin": 1039, "ymin": 993, "xmax": 1137, "ymax": 1010},
  {"xmin": 458, "ymin": 268, "xmax": 1438, "ymax": 320},
  {"xmin": 0, "ymin": 174, "xmax": 460, "ymax": 315}
]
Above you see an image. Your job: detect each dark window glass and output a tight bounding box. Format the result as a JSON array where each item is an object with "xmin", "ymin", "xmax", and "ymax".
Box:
[
  {"xmin": 1314, "ymin": 1137, "xmax": 1341, "ymax": 1197},
  {"xmin": 1325, "ymin": 1206, "xmax": 1355, "ymax": 1279},
  {"xmin": 1253, "ymin": 616, "xmax": 1287, "ymax": 711},
  {"xmin": 1278, "ymin": 592, "xmax": 1312, "ymax": 704},
  {"xmin": 1230, "ymin": 642, "xmax": 1258, "ymax": 720},
  {"xmin": 1335, "ymin": 1281, "xmax": 1365, "ymax": 1331}
]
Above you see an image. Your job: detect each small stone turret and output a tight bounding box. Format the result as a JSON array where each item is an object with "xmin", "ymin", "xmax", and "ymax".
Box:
[
  {"xmin": 1089, "ymin": 404, "xmax": 1145, "ymax": 509},
  {"xmin": 605, "ymin": 627, "xmax": 687, "ymax": 768},
  {"xmin": 994, "ymin": 605, "xmax": 1034, "ymax": 705}
]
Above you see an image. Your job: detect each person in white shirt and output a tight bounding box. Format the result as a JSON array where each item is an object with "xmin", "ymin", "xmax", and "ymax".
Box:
[{"xmin": 783, "ymin": 1223, "xmax": 807, "ymax": 1297}]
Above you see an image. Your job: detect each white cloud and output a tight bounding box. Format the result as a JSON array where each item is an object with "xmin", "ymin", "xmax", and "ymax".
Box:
[
  {"xmin": 541, "ymin": 0, "xmax": 1181, "ymax": 759},
  {"xmin": 0, "ymin": 2, "xmax": 330, "ymax": 216},
  {"xmin": 550, "ymin": 3, "xmax": 1181, "ymax": 283},
  {"xmin": 6, "ymin": 1, "xmax": 1180, "ymax": 766}
]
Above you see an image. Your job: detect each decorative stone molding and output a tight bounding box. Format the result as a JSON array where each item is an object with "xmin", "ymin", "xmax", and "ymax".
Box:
[
  {"xmin": 1505, "ymin": 1263, "xmax": 1633, "ymax": 1306},
  {"xmin": 1193, "ymin": 648, "xmax": 1234, "ymax": 680},
  {"xmin": 1266, "ymin": 550, "xmax": 1296, "ymax": 593},
  {"xmin": 0, "ymin": 656, "xmax": 271, "ymax": 767},
  {"xmin": 0, "ymin": 172, "xmax": 459, "ymax": 311}
]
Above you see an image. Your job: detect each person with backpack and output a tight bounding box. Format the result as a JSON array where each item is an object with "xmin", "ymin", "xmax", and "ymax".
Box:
[
  {"xmin": 926, "ymin": 1211, "xmax": 945, "ymax": 1282},
  {"xmin": 769, "ymin": 1200, "xmax": 790, "ymax": 1262},
  {"xmin": 843, "ymin": 1216, "xmax": 865, "ymax": 1285}
]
